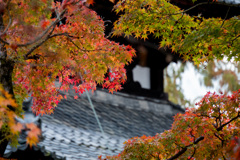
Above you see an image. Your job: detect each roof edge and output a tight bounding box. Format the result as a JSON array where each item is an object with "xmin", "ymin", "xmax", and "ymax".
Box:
[{"xmin": 79, "ymin": 88, "xmax": 185, "ymax": 115}]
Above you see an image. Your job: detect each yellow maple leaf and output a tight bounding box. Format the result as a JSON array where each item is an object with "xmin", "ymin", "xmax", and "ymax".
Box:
[{"xmin": 26, "ymin": 136, "xmax": 38, "ymax": 148}]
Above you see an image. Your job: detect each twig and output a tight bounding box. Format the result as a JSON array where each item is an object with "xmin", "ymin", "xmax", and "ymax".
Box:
[
  {"xmin": 167, "ymin": 112, "xmax": 240, "ymax": 160},
  {"xmin": 220, "ymin": 6, "xmax": 230, "ymax": 28},
  {"xmin": 230, "ymin": 35, "xmax": 240, "ymax": 45},
  {"xmin": 0, "ymin": 9, "xmax": 12, "ymax": 36},
  {"xmin": 24, "ymin": 32, "xmax": 68, "ymax": 60},
  {"xmin": 165, "ymin": 2, "xmax": 209, "ymax": 16},
  {"xmin": 65, "ymin": 34, "xmax": 108, "ymax": 52},
  {"xmin": 217, "ymin": 112, "xmax": 240, "ymax": 131},
  {"xmin": 188, "ymin": 147, "xmax": 196, "ymax": 160},
  {"xmin": 163, "ymin": 1, "xmax": 239, "ymax": 16},
  {"xmin": 167, "ymin": 136, "xmax": 204, "ymax": 160},
  {"xmin": 0, "ymin": 37, "xmax": 9, "ymax": 45},
  {"xmin": 0, "ymin": 9, "xmax": 65, "ymax": 46}
]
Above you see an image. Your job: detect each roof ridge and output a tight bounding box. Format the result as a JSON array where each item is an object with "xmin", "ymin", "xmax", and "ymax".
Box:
[
  {"xmin": 79, "ymin": 89, "xmax": 185, "ymax": 115},
  {"xmin": 57, "ymin": 84, "xmax": 185, "ymax": 116}
]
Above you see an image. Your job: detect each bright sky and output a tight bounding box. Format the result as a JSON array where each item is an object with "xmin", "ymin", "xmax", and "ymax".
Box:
[
  {"xmin": 174, "ymin": 59, "xmax": 239, "ymax": 106},
  {"xmin": 181, "ymin": 62, "xmax": 216, "ymax": 104}
]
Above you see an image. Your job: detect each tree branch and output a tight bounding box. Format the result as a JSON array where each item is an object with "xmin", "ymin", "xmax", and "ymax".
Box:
[
  {"xmin": 167, "ymin": 112, "xmax": 240, "ymax": 160},
  {"xmin": 18, "ymin": 12, "xmax": 65, "ymax": 47},
  {"xmin": 167, "ymin": 136, "xmax": 204, "ymax": 160},
  {"xmin": 167, "ymin": 1, "xmax": 239, "ymax": 16},
  {"xmin": 168, "ymin": 2, "xmax": 209, "ymax": 16},
  {"xmin": 217, "ymin": 112, "xmax": 240, "ymax": 131},
  {"xmin": 220, "ymin": 6, "xmax": 230, "ymax": 28},
  {"xmin": 23, "ymin": 31, "xmax": 68, "ymax": 60},
  {"xmin": 1, "ymin": 9, "xmax": 66, "ymax": 47},
  {"xmin": 0, "ymin": 9, "xmax": 12, "ymax": 37},
  {"xmin": 188, "ymin": 147, "xmax": 196, "ymax": 160},
  {"xmin": 230, "ymin": 35, "xmax": 240, "ymax": 45},
  {"xmin": 65, "ymin": 34, "xmax": 108, "ymax": 52}
]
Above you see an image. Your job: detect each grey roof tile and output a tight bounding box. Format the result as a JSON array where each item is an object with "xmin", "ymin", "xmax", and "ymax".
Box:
[{"xmin": 5, "ymin": 89, "xmax": 184, "ymax": 160}]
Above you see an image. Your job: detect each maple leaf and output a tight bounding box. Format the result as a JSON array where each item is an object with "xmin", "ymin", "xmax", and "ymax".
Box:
[
  {"xmin": 0, "ymin": 0, "xmax": 133, "ymax": 153},
  {"xmin": 109, "ymin": 0, "xmax": 115, "ymax": 3},
  {"xmin": 86, "ymin": 0, "xmax": 95, "ymax": 5},
  {"xmin": 26, "ymin": 123, "xmax": 41, "ymax": 147},
  {"xmin": 40, "ymin": 20, "xmax": 50, "ymax": 30},
  {"xmin": 10, "ymin": 122, "xmax": 23, "ymax": 135}
]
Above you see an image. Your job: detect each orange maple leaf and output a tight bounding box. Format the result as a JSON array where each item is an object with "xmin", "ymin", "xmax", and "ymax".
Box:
[
  {"xmin": 40, "ymin": 20, "xmax": 50, "ymax": 30},
  {"xmin": 26, "ymin": 123, "xmax": 41, "ymax": 147},
  {"xmin": 109, "ymin": 0, "xmax": 115, "ymax": 3},
  {"xmin": 10, "ymin": 122, "xmax": 23, "ymax": 134},
  {"xmin": 86, "ymin": 0, "xmax": 95, "ymax": 5}
]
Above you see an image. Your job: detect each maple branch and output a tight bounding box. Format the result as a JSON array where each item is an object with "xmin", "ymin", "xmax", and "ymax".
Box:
[
  {"xmin": 21, "ymin": 9, "xmax": 66, "ymax": 48},
  {"xmin": 24, "ymin": 32, "xmax": 68, "ymax": 60},
  {"xmin": 167, "ymin": 2, "xmax": 209, "ymax": 16},
  {"xmin": 167, "ymin": 112, "xmax": 240, "ymax": 160},
  {"xmin": 65, "ymin": 35, "xmax": 105, "ymax": 52},
  {"xmin": 230, "ymin": 35, "xmax": 240, "ymax": 45},
  {"xmin": 167, "ymin": 1, "xmax": 239, "ymax": 16},
  {"xmin": 65, "ymin": 35, "xmax": 83, "ymax": 50},
  {"xmin": 167, "ymin": 136, "xmax": 204, "ymax": 160},
  {"xmin": 222, "ymin": 152, "xmax": 227, "ymax": 160},
  {"xmin": 220, "ymin": 6, "xmax": 230, "ymax": 28},
  {"xmin": 216, "ymin": 112, "xmax": 240, "ymax": 131},
  {"xmin": 0, "ymin": 37, "xmax": 9, "ymax": 45},
  {"xmin": 5, "ymin": 0, "xmax": 11, "ymax": 8},
  {"xmin": 214, "ymin": 133, "xmax": 223, "ymax": 141},
  {"xmin": 0, "ymin": 9, "xmax": 66, "ymax": 47},
  {"xmin": 0, "ymin": 9, "xmax": 12, "ymax": 37},
  {"xmin": 188, "ymin": 147, "xmax": 196, "ymax": 160}
]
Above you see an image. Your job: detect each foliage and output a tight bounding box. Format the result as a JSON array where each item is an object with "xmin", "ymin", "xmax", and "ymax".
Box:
[
  {"xmin": 0, "ymin": 85, "xmax": 40, "ymax": 147},
  {"xmin": 0, "ymin": 0, "xmax": 134, "ymax": 148},
  {"xmin": 101, "ymin": 0, "xmax": 240, "ymax": 159},
  {"xmin": 0, "ymin": 85, "xmax": 21, "ymax": 147},
  {"xmin": 105, "ymin": 90, "xmax": 240, "ymax": 159},
  {"xmin": 113, "ymin": 0, "xmax": 240, "ymax": 65}
]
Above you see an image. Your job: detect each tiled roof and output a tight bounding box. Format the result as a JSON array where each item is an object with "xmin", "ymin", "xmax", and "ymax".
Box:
[
  {"xmin": 39, "ymin": 121, "xmax": 126, "ymax": 160},
  {"xmin": 4, "ymin": 88, "xmax": 184, "ymax": 160}
]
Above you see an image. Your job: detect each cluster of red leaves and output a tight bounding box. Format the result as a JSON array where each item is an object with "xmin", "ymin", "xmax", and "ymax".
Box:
[
  {"xmin": 5, "ymin": 0, "xmax": 135, "ymax": 116},
  {"xmin": 104, "ymin": 89, "xmax": 240, "ymax": 160}
]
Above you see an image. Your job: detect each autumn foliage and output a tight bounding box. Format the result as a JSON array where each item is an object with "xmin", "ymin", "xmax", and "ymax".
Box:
[
  {"xmin": 113, "ymin": 0, "xmax": 240, "ymax": 65},
  {"xmin": 0, "ymin": 85, "xmax": 40, "ymax": 148},
  {"xmin": 104, "ymin": 90, "xmax": 240, "ymax": 159},
  {"xmin": 0, "ymin": 0, "xmax": 239, "ymax": 158},
  {"xmin": 100, "ymin": 0, "xmax": 240, "ymax": 159},
  {"xmin": 0, "ymin": 0, "xmax": 134, "ymax": 152}
]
